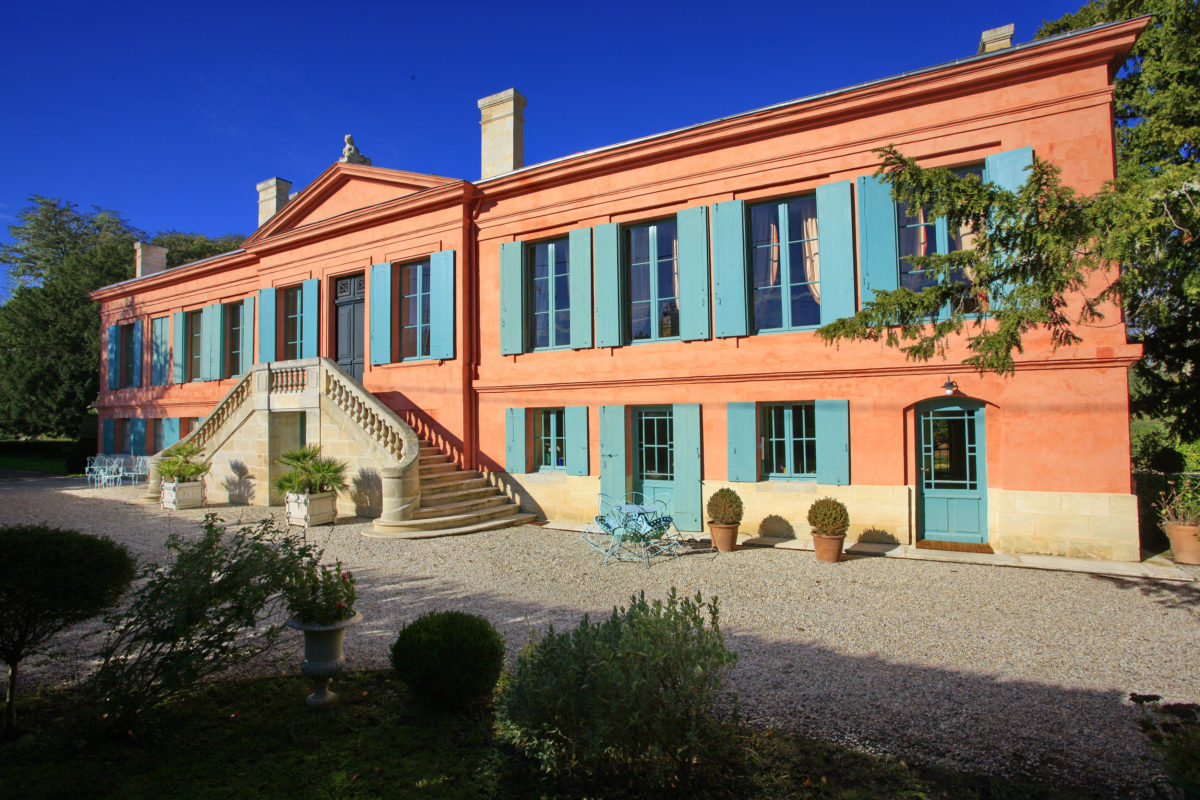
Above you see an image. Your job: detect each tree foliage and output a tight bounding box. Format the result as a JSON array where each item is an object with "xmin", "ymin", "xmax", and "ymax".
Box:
[
  {"xmin": 0, "ymin": 197, "xmax": 243, "ymax": 438},
  {"xmin": 817, "ymin": 0, "xmax": 1200, "ymax": 438}
]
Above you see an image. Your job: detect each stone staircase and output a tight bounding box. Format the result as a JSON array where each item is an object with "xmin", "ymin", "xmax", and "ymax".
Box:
[{"xmin": 364, "ymin": 440, "xmax": 536, "ymax": 539}]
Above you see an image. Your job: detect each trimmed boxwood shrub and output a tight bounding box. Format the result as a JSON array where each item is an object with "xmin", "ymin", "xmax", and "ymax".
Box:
[{"xmin": 390, "ymin": 610, "xmax": 504, "ymax": 710}]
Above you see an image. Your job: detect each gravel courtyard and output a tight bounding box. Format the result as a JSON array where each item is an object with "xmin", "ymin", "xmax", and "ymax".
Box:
[{"xmin": 4, "ymin": 476, "xmax": 1197, "ymax": 798}]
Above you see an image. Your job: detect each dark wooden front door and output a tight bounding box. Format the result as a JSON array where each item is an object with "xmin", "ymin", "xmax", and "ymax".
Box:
[{"xmin": 334, "ymin": 274, "xmax": 365, "ymax": 382}]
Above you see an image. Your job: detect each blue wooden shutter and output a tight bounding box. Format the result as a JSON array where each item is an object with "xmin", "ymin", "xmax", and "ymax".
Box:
[
  {"xmin": 300, "ymin": 278, "xmax": 319, "ymax": 359},
  {"xmin": 726, "ymin": 401, "xmax": 758, "ymax": 482},
  {"xmin": 677, "ymin": 205, "xmax": 712, "ymax": 341},
  {"xmin": 816, "ymin": 181, "xmax": 856, "ymax": 324},
  {"xmin": 200, "ymin": 304, "xmax": 222, "ymax": 380},
  {"xmin": 712, "ymin": 199, "xmax": 748, "ymax": 338},
  {"xmin": 172, "ymin": 312, "xmax": 186, "ymax": 383},
  {"xmin": 985, "ymin": 146, "xmax": 1034, "ymax": 302},
  {"xmin": 429, "ymin": 249, "xmax": 456, "ymax": 360},
  {"xmin": 106, "ymin": 325, "xmax": 119, "ymax": 390},
  {"xmin": 240, "ymin": 297, "xmax": 255, "ymax": 374},
  {"xmin": 857, "ymin": 175, "xmax": 899, "ymax": 298},
  {"xmin": 258, "ymin": 288, "xmax": 276, "ymax": 363},
  {"xmin": 163, "ymin": 417, "xmax": 181, "ymax": 448},
  {"xmin": 568, "ymin": 228, "xmax": 594, "ymax": 349},
  {"xmin": 131, "ymin": 320, "xmax": 143, "ymax": 387},
  {"xmin": 593, "ymin": 223, "xmax": 622, "ymax": 348},
  {"xmin": 505, "ymin": 407, "xmax": 526, "ymax": 473},
  {"xmin": 565, "ymin": 405, "xmax": 589, "ymax": 476},
  {"xmin": 130, "ymin": 418, "xmax": 146, "ymax": 456},
  {"xmin": 101, "ymin": 419, "xmax": 115, "ymax": 455},
  {"xmin": 815, "ymin": 399, "xmax": 850, "ymax": 485},
  {"xmin": 499, "ymin": 242, "xmax": 525, "ymax": 355},
  {"xmin": 599, "ymin": 404, "xmax": 627, "ymax": 499},
  {"xmin": 672, "ymin": 403, "xmax": 702, "ymax": 531},
  {"xmin": 151, "ymin": 317, "xmax": 169, "ymax": 385},
  {"xmin": 369, "ymin": 262, "xmax": 392, "ymax": 365}
]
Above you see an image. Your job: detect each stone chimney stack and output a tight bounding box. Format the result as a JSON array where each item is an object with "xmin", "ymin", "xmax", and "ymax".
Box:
[
  {"xmin": 478, "ymin": 88, "xmax": 526, "ymax": 180},
  {"xmin": 256, "ymin": 177, "xmax": 293, "ymax": 228},
  {"xmin": 134, "ymin": 241, "xmax": 168, "ymax": 278},
  {"xmin": 978, "ymin": 24, "xmax": 1015, "ymax": 54}
]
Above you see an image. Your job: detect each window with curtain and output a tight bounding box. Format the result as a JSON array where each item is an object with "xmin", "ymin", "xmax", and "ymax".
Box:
[
  {"xmin": 281, "ymin": 286, "xmax": 302, "ymax": 360},
  {"xmin": 224, "ymin": 301, "xmax": 242, "ymax": 378},
  {"xmin": 762, "ymin": 403, "xmax": 817, "ymax": 478},
  {"xmin": 534, "ymin": 408, "xmax": 566, "ymax": 470},
  {"xmin": 398, "ymin": 260, "xmax": 432, "ymax": 359},
  {"xmin": 187, "ymin": 310, "xmax": 203, "ymax": 382},
  {"xmin": 625, "ymin": 219, "xmax": 679, "ymax": 343},
  {"xmin": 527, "ymin": 238, "xmax": 570, "ymax": 349},
  {"xmin": 896, "ymin": 165, "xmax": 983, "ymax": 308},
  {"xmin": 749, "ymin": 196, "xmax": 820, "ymax": 332}
]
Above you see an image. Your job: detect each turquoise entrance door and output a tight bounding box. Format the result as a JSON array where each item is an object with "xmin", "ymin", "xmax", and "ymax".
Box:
[
  {"xmin": 633, "ymin": 407, "xmax": 674, "ymax": 508},
  {"xmin": 917, "ymin": 400, "xmax": 987, "ymax": 544}
]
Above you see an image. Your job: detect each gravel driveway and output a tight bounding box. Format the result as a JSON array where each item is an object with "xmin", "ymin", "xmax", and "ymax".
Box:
[{"xmin": 4, "ymin": 477, "xmax": 1197, "ymax": 798}]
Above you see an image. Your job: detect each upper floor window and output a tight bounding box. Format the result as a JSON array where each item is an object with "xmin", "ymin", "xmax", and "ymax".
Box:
[
  {"xmin": 398, "ymin": 260, "xmax": 432, "ymax": 360},
  {"xmin": 225, "ymin": 302, "xmax": 243, "ymax": 378},
  {"xmin": 534, "ymin": 408, "xmax": 566, "ymax": 470},
  {"xmin": 280, "ymin": 286, "xmax": 303, "ymax": 360},
  {"xmin": 187, "ymin": 309, "xmax": 203, "ymax": 382},
  {"xmin": 749, "ymin": 196, "xmax": 821, "ymax": 332},
  {"xmin": 625, "ymin": 220, "xmax": 679, "ymax": 343},
  {"xmin": 762, "ymin": 403, "xmax": 816, "ymax": 479},
  {"xmin": 528, "ymin": 239, "xmax": 570, "ymax": 349},
  {"xmin": 896, "ymin": 166, "xmax": 983, "ymax": 302},
  {"xmin": 119, "ymin": 323, "xmax": 137, "ymax": 388}
]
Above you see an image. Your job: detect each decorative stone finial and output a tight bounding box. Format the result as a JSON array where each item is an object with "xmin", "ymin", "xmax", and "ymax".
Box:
[{"xmin": 339, "ymin": 134, "xmax": 371, "ymax": 166}]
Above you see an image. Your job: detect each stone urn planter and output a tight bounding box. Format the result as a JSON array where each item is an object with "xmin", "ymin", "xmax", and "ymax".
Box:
[
  {"xmin": 1163, "ymin": 523, "xmax": 1200, "ymax": 565},
  {"xmin": 708, "ymin": 522, "xmax": 739, "ymax": 552},
  {"xmin": 286, "ymin": 611, "xmax": 362, "ymax": 707},
  {"xmin": 285, "ymin": 491, "xmax": 337, "ymax": 528},
  {"xmin": 161, "ymin": 479, "xmax": 204, "ymax": 511}
]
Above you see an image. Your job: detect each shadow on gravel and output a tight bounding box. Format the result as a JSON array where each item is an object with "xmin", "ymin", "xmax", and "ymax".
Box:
[{"xmin": 1090, "ymin": 573, "xmax": 1200, "ymax": 615}]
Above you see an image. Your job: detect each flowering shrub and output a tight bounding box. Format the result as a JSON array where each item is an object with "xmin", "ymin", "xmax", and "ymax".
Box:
[
  {"xmin": 1158, "ymin": 477, "xmax": 1200, "ymax": 527},
  {"xmin": 284, "ymin": 559, "xmax": 357, "ymax": 625}
]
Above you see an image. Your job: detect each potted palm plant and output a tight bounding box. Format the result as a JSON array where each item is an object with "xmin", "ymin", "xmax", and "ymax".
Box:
[
  {"xmin": 283, "ymin": 555, "xmax": 360, "ymax": 707},
  {"xmin": 157, "ymin": 442, "xmax": 210, "ymax": 510},
  {"xmin": 706, "ymin": 488, "xmax": 744, "ymax": 552},
  {"xmin": 1158, "ymin": 477, "xmax": 1200, "ymax": 565},
  {"xmin": 274, "ymin": 445, "xmax": 348, "ymax": 527},
  {"xmin": 808, "ymin": 497, "xmax": 849, "ymax": 562}
]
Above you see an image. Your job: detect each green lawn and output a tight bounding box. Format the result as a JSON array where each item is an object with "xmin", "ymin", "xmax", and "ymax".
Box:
[{"xmin": 2, "ymin": 670, "xmax": 1090, "ymax": 800}]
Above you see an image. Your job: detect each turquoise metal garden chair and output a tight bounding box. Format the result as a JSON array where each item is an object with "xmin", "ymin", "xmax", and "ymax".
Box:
[
  {"xmin": 609, "ymin": 492, "xmax": 682, "ymax": 567},
  {"xmin": 579, "ymin": 494, "xmax": 634, "ymax": 565}
]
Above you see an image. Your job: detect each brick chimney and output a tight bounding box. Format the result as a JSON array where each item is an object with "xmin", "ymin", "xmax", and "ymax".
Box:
[
  {"xmin": 256, "ymin": 177, "xmax": 293, "ymax": 228},
  {"xmin": 134, "ymin": 241, "xmax": 168, "ymax": 278},
  {"xmin": 978, "ymin": 24, "xmax": 1015, "ymax": 54},
  {"xmin": 478, "ymin": 88, "xmax": 526, "ymax": 180}
]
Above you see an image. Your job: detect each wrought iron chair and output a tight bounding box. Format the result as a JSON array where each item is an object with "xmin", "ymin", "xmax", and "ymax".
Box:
[
  {"xmin": 97, "ymin": 461, "xmax": 124, "ymax": 488},
  {"xmin": 609, "ymin": 492, "xmax": 682, "ymax": 567},
  {"xmin": 121, "ymin": 456, "xmax": 150, "ymax": 485},
  {"xmin": 579, "ymin": 494, "xmax": 636, "ymax": 565}
]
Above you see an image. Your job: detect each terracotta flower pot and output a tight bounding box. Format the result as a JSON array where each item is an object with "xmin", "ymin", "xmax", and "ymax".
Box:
[
  {"xmin": 812, "ymin": 533, "xmax": 846, "ymax": 563},
  {"xmin": 286, "ymin": 611, "xmax": 362, "ymax": 706},
  {"xmin": 708, "ymin": 522, "xmax": 739, "ymax": 552},
  {"xmin": 1164, "ymin": 523, "xmax": 1200, "ymax": 565}
]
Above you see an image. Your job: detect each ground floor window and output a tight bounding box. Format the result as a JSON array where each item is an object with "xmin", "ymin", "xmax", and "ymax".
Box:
[
  {"xmin": 635, "ymin": 408, "xmax": 674, "ymax": 481},
  {"xmin": 762, "ymin": 402, "xmax": 816, "ymax": 478},
  {"xmin": 149, "ymin": 419, "xmax": 164, "ymax": 454},
  {"xmin": 534, "ymin": 408, "xmax": 565, "ymax": 470}
]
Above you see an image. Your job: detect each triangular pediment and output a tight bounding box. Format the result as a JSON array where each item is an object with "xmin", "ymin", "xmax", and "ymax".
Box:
[{"xmin": 245, "ymin": 163, "xmax": 458, "ymax": 244}]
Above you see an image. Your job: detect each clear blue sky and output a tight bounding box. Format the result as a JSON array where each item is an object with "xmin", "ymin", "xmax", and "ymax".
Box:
[{"xmin": 1, "ymin": 0, "xmax": 1084, "ymax": 261}]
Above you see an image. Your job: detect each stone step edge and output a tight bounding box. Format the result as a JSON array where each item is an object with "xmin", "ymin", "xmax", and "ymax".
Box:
[{"xmin": 366, "ymin": 512, "xmax": 538, "ymax": 540}]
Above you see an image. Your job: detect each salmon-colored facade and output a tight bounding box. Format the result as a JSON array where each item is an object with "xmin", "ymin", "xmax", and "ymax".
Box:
[{"xmin": 93, "ymin": 19, "xmax": 1147, "ymax": 560}]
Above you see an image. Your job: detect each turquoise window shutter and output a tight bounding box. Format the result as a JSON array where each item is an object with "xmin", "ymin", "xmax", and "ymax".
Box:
[
  {"xmin": 106, "ymin": 325, "xmax": 119, "ymax": 390},
  {"xmin": 151, "ymin": 317, "xmax": 169, "ymax": 385},
  {"xmin": 816, "ymin": 181, "xmax": 856, "ymax": 324},
  {"xmin": 429, "ymin": 249, "xmax": 456, "ymax": 360},
  {"xmin": 163, "ymin": 417, "xmax": 180, "ymax": 448},
  {"xmin": 985, "ymin": 146, "xmax": 1034, "ymax": 301},
  {"xmin": 300, "ymin": 278, "xmax": 319, "ymax": 359},
  {"xmin": 200, "ymin": 304, "xmax": 221, "ymax": 380},
  {"xmin": 712, "ymin": 200, "xmax": 748, "ymax": 338},
  {"xmin": 258, "ymin": 288, "xmax": 276, "ymax": 362},
  {"xmin": 369, "ymin": 262, "xmax": 392, "ymax": 365},
  {"xmin": 598, "ymin": 404, "xmax": 627, "ymax": 499},
  {"xmin": 499, "ymin": 242, "xmax": 524, "ymax": 355},
  {"xmin": 565, "ymin": 405, "xmax": 589, "ymax": 476},
  {"xmin": 726, "ymin": 401, "xmax": 758, "ymax": 482},
  {"xmin": 240, "ymin": 297, "xmax": 255, "ymax": 374},
  {"xmin": 101, "ymin": 419, "xmax": 115, "ymax": 455},
  {"xmin": 815, "ymin": 399, "xmax": 850, "ymax": 485},
  {"xmin": 568, "ymin": 228, "xmax": 594, "ymax": 349},
  {"xmin": 131, "ymin": 320, "xmax": 143, "ymax": 387},
  {"xmin": 857, "ymin": 175, "xmax": 899, "ymax": 298},
  {"xmin": 505, "ymin": 407, "xmax": 526, "ymax": 473},
  {"xmin": 593, "ymin": 223, "xmax": 622, "ymax": 347},
  {"xmin": 172, "ymin": 312, "xmax": 186, "ymax": 383},
  {"xmin": 130, "ymin": 418, "xmax": 146, "ymax": 456},
  {"xmin": 677, "ymin": 205, "xmax": 712, "ymax": 341},
  {"xmin": 672, "ymin": 403, "xmax": 702, "ymax": 531}
]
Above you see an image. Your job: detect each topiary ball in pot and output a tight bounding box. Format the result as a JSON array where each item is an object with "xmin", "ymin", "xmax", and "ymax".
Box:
[
  {"xmin": 807, "ymin": 497, "xmax": 849, "ymax": 537},
  {"xmin": 706, "ymin": 488, "xmax": 744, "ymax": 526},
  {"xmin": 390, "ymin": 610, "xmax": 505, "ymax": 711}
]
